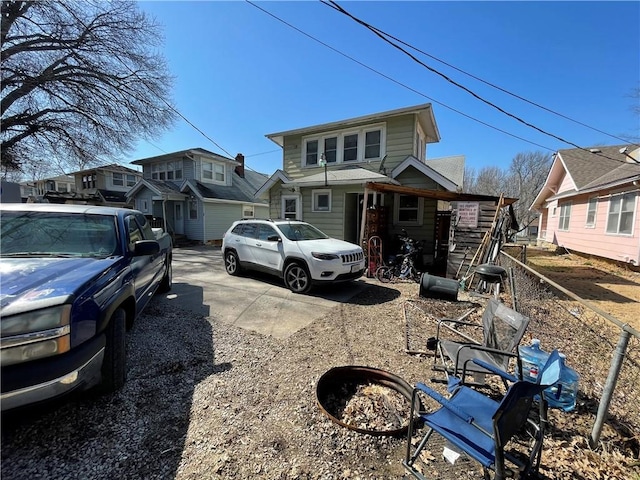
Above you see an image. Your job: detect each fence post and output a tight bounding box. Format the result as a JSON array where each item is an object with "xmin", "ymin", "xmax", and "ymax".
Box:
[{"xmin": 589, "ymin": 330, "xmax": 631, "ymax": 448}]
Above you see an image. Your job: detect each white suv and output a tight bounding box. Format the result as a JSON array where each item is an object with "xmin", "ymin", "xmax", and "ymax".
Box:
[{"xmin": 221, "ymin": 219, "xmax": 365, "ymax": 294}]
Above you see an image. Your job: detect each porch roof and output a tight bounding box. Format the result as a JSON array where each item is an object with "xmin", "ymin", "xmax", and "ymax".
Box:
[{"xmin": 365, "ymin": 182, "xmax": 517, "ymax": 205}]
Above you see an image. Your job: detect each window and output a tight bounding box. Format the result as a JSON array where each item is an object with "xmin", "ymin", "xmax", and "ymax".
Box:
[
  {"xmin": 365, "ymin": 130, "xmax": 381, "ymax": 160},
  {"xmin": 312, "ymin": 189, "xmax": 331, "ymax": 212},
  {"xmin": 606, "ymin": 192, "xmax": 636, "ymax": 235},
  {"xmin": 202, "ymin": 161, "xmax": 225, "ymax": 183},
  {"xmin": 137, "ymin": 199, "xmax": 149, "ymax": 213},
  {"xmin": 282, "ymin": 195, "xmax": 299, "ymax": 220},
  {"xmin": 151, "ymin": 161, "xmax": 182, "ymax": 181},
  {"xmin": 586, "ymin": 197, "xmax": 597, "ymax": 227},
  {"xmin": 257, "ymin": 224, "xmax": 277, "ymax": 241},
  {"xmin": 343, "ymin": 133, "xmax": 358, "ymax": 162},
  {"xmin": 394, "ymin": 194, "xmax": 423, "ymax": 226},
  {"xmin": 189, "ymin": 198, "xmax": 198, "ymax": 220},
  {"xmin": 127, "ymin": 216, "xmax": 143, "ymax": 251},
  {"xmin": 57, "ymin": 183, "xmax": 68, "ymax": 193},
  {"xmin": 324, "ymin": 137, "xmax": 337, "ymax": 163},
  {"xmin": 301, "ymin": 124, "xmax": 385, "ymax": 166},
  {"xmin": 113, "ymin": 172, "xmax": 124, "ymax": 186},
  {"xmin": 559, "ymin": 202, "xmax": 571, "ymax": 231},
  {"xmin": 242, "ymin": 205, "xmax": 255, "ymax": 218},
  {"xmin": 305, "ymin": 139, "xmax": 318, "ymax": 166},
  {"xmin": 82, "ymin": 173, "xmax": 96, "ymax": 189}
]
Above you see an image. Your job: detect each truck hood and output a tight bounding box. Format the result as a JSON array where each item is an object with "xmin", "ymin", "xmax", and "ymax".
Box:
[{"xmin": 0, "ymin": 257, "xmax": 120, "ymax": 312}]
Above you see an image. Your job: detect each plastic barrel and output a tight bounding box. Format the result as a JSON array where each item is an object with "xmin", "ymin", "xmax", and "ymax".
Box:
[{"xmin": 419, "ymin": 273, "xmax": 459, "ymax": 301}]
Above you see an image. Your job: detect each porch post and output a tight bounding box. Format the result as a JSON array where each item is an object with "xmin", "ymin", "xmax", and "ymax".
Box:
[{"xmin": 359, "ymin": 185, "xmax": 370, "ymax": 247}]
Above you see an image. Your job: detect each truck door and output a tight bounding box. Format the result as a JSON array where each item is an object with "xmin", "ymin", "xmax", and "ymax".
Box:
[{"xmin": 126, "ymin": 215, "xmax": 161, "ymax": 311}]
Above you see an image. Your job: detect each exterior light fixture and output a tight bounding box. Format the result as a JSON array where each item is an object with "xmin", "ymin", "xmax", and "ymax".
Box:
[{"xmin": 319, "ymin": 153, "xmax": 328, "ymax": 186}]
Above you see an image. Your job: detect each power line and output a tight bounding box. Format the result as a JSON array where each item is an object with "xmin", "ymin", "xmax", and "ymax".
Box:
[
  {"xmin": 323, "ymin": 1, "xmax": 634, "ymax": 164},
  {"xmin": 245, "ymin": 0, "xmax": 555, "ymax": 152},
  {"xmin": 335, "ymin": 7, "xmax": 630, "ymax": 145}
]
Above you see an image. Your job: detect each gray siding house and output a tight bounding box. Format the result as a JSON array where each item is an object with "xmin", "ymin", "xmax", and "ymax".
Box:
[
  {"xmin": 256, "ymin": 104, "xmax": 465, "ymax": 264},
  {"xmin": 127, "ymin": 148, "xmax": 269, "ymax": 245}
]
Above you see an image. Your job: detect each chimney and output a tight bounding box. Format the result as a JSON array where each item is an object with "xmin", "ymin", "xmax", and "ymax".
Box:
[{"xmin": 235, "ymin": 153, "xmax": 245, "ymax": 178}]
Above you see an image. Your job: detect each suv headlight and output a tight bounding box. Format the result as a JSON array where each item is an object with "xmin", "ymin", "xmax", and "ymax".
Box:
[
  {"xmin": 1, "ymin": 305, "xmax": 71, "ymax": 366},
  {"xmin": 312, "ymin": 252, "xmax": 339, "ymax": 260}
]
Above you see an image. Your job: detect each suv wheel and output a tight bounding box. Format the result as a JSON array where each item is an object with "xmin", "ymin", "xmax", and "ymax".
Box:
[
  {"xmin": 284, "ymin": 262, "xmax": 311, "ymax": 294},
  {"xmin": 225, "ymin": 250, "xmax": 241, "ymax": 276}
]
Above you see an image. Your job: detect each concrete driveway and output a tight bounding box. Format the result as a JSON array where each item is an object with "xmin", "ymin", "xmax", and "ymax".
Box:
[{"xmin": 158, "ymin": 246, "xmax": 373, "ymax": 339}]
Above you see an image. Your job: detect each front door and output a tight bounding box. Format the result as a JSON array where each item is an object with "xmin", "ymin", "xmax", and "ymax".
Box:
[{"xmin": 174, "ymin": 202, "xmax": 184, "ymax": 234}]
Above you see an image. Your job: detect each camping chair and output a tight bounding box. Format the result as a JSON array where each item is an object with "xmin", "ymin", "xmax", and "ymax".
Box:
[
  {"xmin": 432, "ymin": 298, "xmax": 529, "ymax": 389},
  {"xmin": 404, "ymin": 350, "xmax": 563, "ymax": 480}
]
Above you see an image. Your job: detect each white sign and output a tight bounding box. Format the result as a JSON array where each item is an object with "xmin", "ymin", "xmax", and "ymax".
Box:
[{"xmin": 457, "ymin": 202, "xmax": 479, "ymax": 228}]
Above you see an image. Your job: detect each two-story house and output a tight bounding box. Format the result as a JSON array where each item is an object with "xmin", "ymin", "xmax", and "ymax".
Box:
[
  {"xmin": 126, "ymin": 148, "xmax": 269, "ymax": 245},
  {"xmin": 68, "ymin": 164, "xmax": 142, "ymax": 207},
  {"xmin": 256, "ymin": 103, "xmax": 466, "ymax": 268},
  {"xmin": 20, "ymin": 174, "xmax": 76, "ymax": 202},
  {"xmin": 531, "ymin": 144, "xmax": 640, "ymax": 266}
]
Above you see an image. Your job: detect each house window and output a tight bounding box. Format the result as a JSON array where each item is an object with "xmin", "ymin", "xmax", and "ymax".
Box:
[
  {"xmin": 113, "ymin": 172, "xmax": 124, "ymax": 186},
  {"xmin": 243, "ymin": 205, "xmax": 255, "ymax": 218},
  {"xmin": 312, "ymin": 190, "xmax": 331, "ymax": 212},
  {"xmin": 586, "ymin": 197, "xmax": 597, "ymax": 227},
  {"xmin": 606, "ymin": 192, "xmax": 636, "ymax": 235},
  {"xmin": 57, "ymin": 183, "xmax": 68, "ymax": 193},
  {"xmin": 82, "ymin": 173, "xmax": 96, "ymax": 189},
  {"xmin": 203, "ymin": 161, "xmax": 225, "ymax": 183},
  {"xmin": 136, "ymin": 199, "xmax": 149, "ymax": 213},
  {"xmin": 558, "ymin": 202, "xmax": 571, "ymax": 231},
  {"xmin": 282, "ymin": 195, "xmax": 300, "ymax": 220},
  {"xmin": 324, "ymin": 137, "xmax": 337, "ymax": 163},
  {"xmin": 343, "ymin": 133, "xmax": 358, "ymax": 162},
  {"xmin": 394, "ymin": 194, "xmax": 423, "ymax": 226},
  {"xmin": 151, "ymin": 161, "xmax": 182, "ymax": 181},
  {"xmin": 365, "ymin": 129, "xmax": 381, "ymax": 160},
  {"xmin": 305, "ymin": 139, "xmax": 319, "ymax": 166},
  {"xmin": 189, "ymin": 198, "xmax": 198, "ymax": 220}
]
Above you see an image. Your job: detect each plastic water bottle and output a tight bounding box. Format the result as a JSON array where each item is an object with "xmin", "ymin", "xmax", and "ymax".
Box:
[
  {"xmin": 518, "ymin": 339, "xmax": 549, "ymax": 382},
  {"xmin": 545, "ymin": 353, "xmax": 579, "ymax": 412}
]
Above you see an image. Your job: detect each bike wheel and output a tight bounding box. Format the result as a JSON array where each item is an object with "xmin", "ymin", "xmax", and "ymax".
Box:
[{"xmin": 375, "ymin": 266, "xmax": 393, "ymax": 283}]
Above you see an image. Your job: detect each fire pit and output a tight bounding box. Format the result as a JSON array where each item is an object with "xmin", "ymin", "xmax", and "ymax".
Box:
[{"xmin": 315, "ymin": 366, "xmax": 423, "ymax": 437}]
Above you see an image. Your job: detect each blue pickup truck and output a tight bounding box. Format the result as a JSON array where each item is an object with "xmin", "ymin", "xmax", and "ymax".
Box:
[{"xmin": 0, "ymin": 204, "xmax": 173, "ymax": 410}]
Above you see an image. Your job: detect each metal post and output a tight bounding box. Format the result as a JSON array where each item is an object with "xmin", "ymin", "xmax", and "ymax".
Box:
[{"xmin": 589, "ymin": 330, "xmax": 631, "ymax": 448}]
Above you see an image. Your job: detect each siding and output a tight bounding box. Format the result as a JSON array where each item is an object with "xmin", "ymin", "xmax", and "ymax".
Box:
[
  {"xmin": 202, "ymin": 202, "xmax": 269, "ymax": 242},
  {"xmin": 551, "ymin": 190, "xmax": 640, "ymax": 264}
]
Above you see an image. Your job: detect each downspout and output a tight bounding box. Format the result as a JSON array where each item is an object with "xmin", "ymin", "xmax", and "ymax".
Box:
[
  {"xmin": 202, "ymin": 198, "xmax": 205, "ymax": 244},
  {"xmin": 162, "ymin": 198, "xmax": 168, "ymax": 234}
]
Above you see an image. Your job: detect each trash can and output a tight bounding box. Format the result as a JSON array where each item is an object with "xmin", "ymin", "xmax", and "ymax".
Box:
[{"xmin": 419, "ymin": 273, "xmax": 459, "ymax": 301}]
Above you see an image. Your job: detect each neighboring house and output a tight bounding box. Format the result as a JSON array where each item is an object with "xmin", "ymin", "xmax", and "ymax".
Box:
[
  {"xmin": 531, "ymin": 145, "xmax": 640, "ymax": 266},
  {"xmin": 257, "ymin": 103, "xmax": 466, "ymax": 263},
  {"xmin": 68, "ymin": 164, "xmax": 142, "ymax": 207},
  {"xmin": 126, "ymin": 148, "xmax": 269, "ymax": 245},
  {"xmin": 20, "ymin": 174, "xmax": 76, "ymax": 202}
]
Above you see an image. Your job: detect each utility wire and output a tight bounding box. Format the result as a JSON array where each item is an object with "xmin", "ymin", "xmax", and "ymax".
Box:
[
  {"xmin": 324, "ymin": 0, "xmax": 631, "ymax": 164},
  {"xmin": 331, "ymin": 6, "xmax": 631, "ymax": 145},
  {"xmin": 245, "ymin": 0, "xmax": 554, "ymax": 152}
]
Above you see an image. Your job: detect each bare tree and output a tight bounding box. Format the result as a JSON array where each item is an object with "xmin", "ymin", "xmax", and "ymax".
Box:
[
  {"xmin": 507, "ymin": 151, "xmax": 553, "ymax": 231},
  {"xmin": 1, "ymin": 0, "xmax": 176, "ymax": 173},
  {"xmin": 472, "ymin": 165, "xmax": 508, "ymax": 197}
]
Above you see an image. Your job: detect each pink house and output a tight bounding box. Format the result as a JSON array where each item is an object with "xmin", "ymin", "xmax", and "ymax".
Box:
[{"xmin": 531, "ymin": 145, "xmax": 640, "ymax": 266}]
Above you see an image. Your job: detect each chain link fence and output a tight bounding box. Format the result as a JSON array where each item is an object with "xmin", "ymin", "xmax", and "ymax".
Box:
[{"xmin": 498, "ymin": 249, "xmax": 640, "ymax": 449}]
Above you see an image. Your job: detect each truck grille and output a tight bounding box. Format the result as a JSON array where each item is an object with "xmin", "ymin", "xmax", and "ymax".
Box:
[{"xmin": 341, "ymin": 251, "xmax": 364, "ymax": 263}]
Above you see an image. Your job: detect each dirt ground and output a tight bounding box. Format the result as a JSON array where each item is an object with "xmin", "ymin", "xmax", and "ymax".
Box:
[{"xmin": 506, "ymin": 245, "xmax": 640, "ymax": 331}]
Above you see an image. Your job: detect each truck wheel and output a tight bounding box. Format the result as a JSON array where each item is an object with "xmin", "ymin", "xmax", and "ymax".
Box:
[
  {"xmin": 99, "ymin": 308, "xmax": 126, "ymax": 393},
  {"xmin": 225, "ymin": 251, "xmax": 242, "ymax": 276},
  {"xmin": 158, "ymin": 260, "xmax": 172, "ymax": 293},
  {"xmin": 284, "ymin": 262, "xmax": 312, "ymax": 294}
]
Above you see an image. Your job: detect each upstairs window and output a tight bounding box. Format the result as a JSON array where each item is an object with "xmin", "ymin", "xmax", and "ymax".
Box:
[
  {"xmin": 151, "ymin": 161, "xmax": 182, "ymax": 181},
  {"xmin": 203, "ymin": 161, "xmax": 225, "ymax": 183},
  {"xmin": 301, "ymin": 124, "xmax": 385, "ymax": 166},
  {"xmin": 112, "ymin": 172, "xmax": 136, "ymax": 187},
  {"xmin": 606, "ymin": 192, "xmax": 635, "ymax": 235},
  {"xmin": 82, "ymin": 173, "xmax": 96, "ymax": 189}
]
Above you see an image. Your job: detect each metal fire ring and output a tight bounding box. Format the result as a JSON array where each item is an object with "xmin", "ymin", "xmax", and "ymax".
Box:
[{"xmin": 315, "ymin": 365, "xmax": 424, "ymax": 437}]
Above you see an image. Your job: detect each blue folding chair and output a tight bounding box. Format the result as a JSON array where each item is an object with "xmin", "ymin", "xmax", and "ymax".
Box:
[{"xmin": 404, "ymin": 350, "xmax": 562, "ymax": 480}]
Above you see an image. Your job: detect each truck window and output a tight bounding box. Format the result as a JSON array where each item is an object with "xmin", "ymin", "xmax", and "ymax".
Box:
[{"xmin": 127, "ymin": 216, "xmax": 144, "ymax": 251}]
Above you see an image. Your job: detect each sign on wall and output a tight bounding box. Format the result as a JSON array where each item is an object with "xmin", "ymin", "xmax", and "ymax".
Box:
[{"xmin": 456, "ymin": 202, "xmax": 479, "ymax": 228}]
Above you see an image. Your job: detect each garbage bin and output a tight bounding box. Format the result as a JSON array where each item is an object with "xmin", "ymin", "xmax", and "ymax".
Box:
[{"xmin": 419, "ymin": 273, "xmax": 459, "ymax": 301}]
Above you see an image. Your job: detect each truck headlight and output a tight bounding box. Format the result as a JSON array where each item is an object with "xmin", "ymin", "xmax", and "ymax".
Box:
[
  {"xmin": 1, "ymin": 305, "xmax": 71, "ymax": 336},
  {"xmin": 1, "ymin": 305, "xmax": 72, "ymax": 366}
]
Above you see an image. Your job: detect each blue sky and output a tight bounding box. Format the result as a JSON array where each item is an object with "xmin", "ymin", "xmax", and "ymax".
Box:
[{"xmin": 128, "ymin": 1, "xmax": 640, "ymax": 175}]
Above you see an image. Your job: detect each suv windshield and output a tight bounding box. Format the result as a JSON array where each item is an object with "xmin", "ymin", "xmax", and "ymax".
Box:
[
  {"xmin": 0, "ymin": 211, "xmax": 120, "ymax": 258},
  {"xmin": 277, "ymin": 223, "xmax": 329, "ymax": 241}
]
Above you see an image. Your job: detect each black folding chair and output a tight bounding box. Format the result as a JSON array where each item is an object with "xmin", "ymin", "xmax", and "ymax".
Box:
[{"xmin": 405, "ymin": 350, "xmax": 562, "ymax": 480}]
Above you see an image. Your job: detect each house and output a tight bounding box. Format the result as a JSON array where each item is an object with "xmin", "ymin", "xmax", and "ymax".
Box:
[
  {"xmin": 530, "ymin": 144, "xmax": 640, "ymax": 266},
  {"xmin": 19, "ymin": 174, "xmax": 76, "ymax": 202},
  {"xmin": 126, "ymin": 148, "xmax": 269, "ymax": 245},
  {"xmin": 67, "ymin": 164, "xmax": 142, "ymax": 207},
  {"xmin": 257, "ymin": 103, "xmax": 467, "ymax": 271}
]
